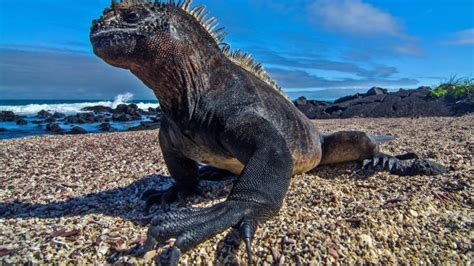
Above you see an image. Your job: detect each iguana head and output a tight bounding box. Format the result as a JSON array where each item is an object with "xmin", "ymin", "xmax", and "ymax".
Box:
[
  {"xmin": 90, "ymin": 0, "xmax": 222, "ymax": 69},
  {"xmin": 90, "ymin": 0, "xmax": 287, "ymax": 103}
]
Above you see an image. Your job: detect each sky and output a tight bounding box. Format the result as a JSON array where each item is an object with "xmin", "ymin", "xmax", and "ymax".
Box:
[{"xmin": 0, "ymin": 0, "xmax": 473, "ymax": 100}]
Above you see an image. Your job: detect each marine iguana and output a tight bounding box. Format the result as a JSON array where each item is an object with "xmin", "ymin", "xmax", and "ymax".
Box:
[{"xmin": 90, "ymin": 0, "xmax": 446, "ymax": 263}]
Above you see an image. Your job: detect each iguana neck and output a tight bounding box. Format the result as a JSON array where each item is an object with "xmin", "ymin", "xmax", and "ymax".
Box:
[{"xmin": 130, "ymin": 52, "xmax": 226, "ymax": 123}]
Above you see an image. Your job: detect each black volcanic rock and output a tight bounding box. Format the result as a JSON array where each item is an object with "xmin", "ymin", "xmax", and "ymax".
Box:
[
  {"xmin": 65, "ymin": 112, "xmax": 107, "ymax": 124},
  {"xmin": 78, "ymin": 112, "xmax": 97, "ymax": 123},
  {"xmin": 52, "ymin": 112, "xmax": 66, "ymax": 119},
  {"xmin": 128, "ymin": 121, "xmax": 161, "ymax": 131},
  {"xmin": 65, "ymin": 115, "xmax": 80, "ymax": 124},
  {"xmin": 113, "ymin": 104, "xmax": 143, "ymax": 120},
  {"xmin": 112, "ymin": 113, "xmax": 133, "ymax": 122},
  {"xmin": 98, "ymin": 122, "xmax": 116, "ymax": 132},
  {"xmin": 44, "ymin": 117, "xmax": 56, "ymax": 123},
  {"xmin": 147, "ymin": 107, "xmax": 161, "ymax": 115},
  {"xmin": 366, "ymin": 87, "xmax": 388, "ymax": 96},
  {"xmin": 333, "ymin": 93, "xmax": 362, "ymax": 104},
  {"xmin": 46, "ymin": 123, "xmax": 65, "ymax": 134},
  {"xmin": 295, "ymin": 87, "xmax": 473, "ymax": 119},
  {"xmin": 69, "ymin": 126, "xmax": 88, "ymax": 135},
  {"xmin": 16, "ymin": 118, "xmax": 28, "ymax": 125},
  {"xmin": 295, "ymin": 97, "xmax": 308, "ymax": 106},
  {"xmin": 37, "ymin": 110, "xmax": 52, "ymax": 118},
  {"xmin": 0, "ymin": 111, "xmax": 18, "ymax": 122},
  {"xmin": 82, "ymin": 105, "xmax": 113, "ymax": 113}
]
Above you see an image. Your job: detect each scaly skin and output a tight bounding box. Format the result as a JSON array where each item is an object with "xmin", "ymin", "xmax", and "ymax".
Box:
[{"xmin": 90, "ymin": 1, "xmax": 446, "ymax": 263}]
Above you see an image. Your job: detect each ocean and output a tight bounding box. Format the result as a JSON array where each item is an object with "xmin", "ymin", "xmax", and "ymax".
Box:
[
  {"xmin": 0, "ymin": 93, "xmax": 160, "ymax": 140},
  {"xmin": 0, "ymin": 93, "xmax": 159, "ymax": 115},
  {"xmin": 0, "ymin": 91, "xmax": 342, "ymax": 140}
]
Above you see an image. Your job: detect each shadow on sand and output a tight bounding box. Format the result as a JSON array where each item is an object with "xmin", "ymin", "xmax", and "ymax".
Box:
[
  {"xmin": 0, "ymin": 174, "xmax": 236, "ymax": 223},
  {"xmin": 0, "ymin": 162, "xmax": 370, "ymax": 221},
  {"xmin": 0, "ymin": 163, "xmax": 370, "ymax": 263}
]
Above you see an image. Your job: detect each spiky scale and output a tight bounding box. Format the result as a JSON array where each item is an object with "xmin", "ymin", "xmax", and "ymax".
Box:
[
  {"xmin": 181, "ymin": 0, "xmax": 192, "ymax": 11},
  {"xmin": 175, "ymin": 0, "xmax": 288, "ymax": 98},
  {"xmin": 190, "ymin": 5, "xmax": 205, "ymax": 16}
]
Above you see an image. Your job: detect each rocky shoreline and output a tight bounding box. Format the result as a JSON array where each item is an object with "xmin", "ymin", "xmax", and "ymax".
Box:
[
  {"xmin": 1, "ymin": 86, "xmax": 472, "ymax": 138},
  {"xmin": 0, "ymin": 103, "xmax": 162, "ymax": 136},
  {"xmin": 294, "ymin": 87, "xmax": 473, "ymax": 119}
]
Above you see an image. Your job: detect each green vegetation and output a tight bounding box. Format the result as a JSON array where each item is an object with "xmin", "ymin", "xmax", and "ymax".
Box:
[{"xmin": 429, "ymin": 76, "xmax": 474, "ymax": 103}]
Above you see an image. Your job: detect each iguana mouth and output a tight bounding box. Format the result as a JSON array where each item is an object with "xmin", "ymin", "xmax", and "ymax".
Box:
[
  {"xmin": 91, "ymin": 28, "xmax": 136, "ymax": 38},
  {"xmin": 90, "ymin": 29, "xmax": 138, "ymax": 51}
]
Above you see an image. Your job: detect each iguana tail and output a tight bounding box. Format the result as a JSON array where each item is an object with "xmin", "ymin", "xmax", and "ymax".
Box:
[
  {"xmin": 370, "ymin": 134, "xmax": 395, "ymax": 144},
  {"xmin": 319, "ymin": 131, "xmax": 394, "ymax": 165}
]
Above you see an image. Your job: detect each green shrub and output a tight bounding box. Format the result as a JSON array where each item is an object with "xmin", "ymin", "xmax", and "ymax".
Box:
[
  {"xmin": 430, "ymin": 86, "xmax": 448, "ymax": 98},
  {"xmin": 429, "ymin": 77, "xmax": 473, "ymax": 103}
]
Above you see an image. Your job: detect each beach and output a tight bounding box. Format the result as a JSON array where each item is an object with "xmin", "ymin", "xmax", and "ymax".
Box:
[{"xmin": 0, "ymin": 115, "xmax": 472, "ymax": 264}]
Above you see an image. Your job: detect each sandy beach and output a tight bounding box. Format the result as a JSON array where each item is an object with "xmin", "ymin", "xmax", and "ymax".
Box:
[{"xmin": 0, "ymin": 116, "xmax": 472, "ymax": 264}]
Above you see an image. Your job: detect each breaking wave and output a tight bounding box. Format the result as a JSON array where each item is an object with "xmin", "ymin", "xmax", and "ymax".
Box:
[{"xmin": 0, "ymin": 93, "xmax": 159, "ymax": 115}]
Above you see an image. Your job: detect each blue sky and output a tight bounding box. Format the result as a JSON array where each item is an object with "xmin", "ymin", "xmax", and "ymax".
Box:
[{"xmin": 0, "ymin": 0, "xmax": 473, "ymax": 100}]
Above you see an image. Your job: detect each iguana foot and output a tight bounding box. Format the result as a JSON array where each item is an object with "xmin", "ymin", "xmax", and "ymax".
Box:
[
  {"xmin": 142, "ymin": 167, "xmax": 234, "ymax": 214},
  {"xmin": 141, "ymin": 185, "xmax": 196, "ymax": 214},
  {"xmin": 362, "ymin": 152, "xmax": 447, "ymax": 176},
  {"xmin": 129, "ymin": 200, "xmax": 265, "ymax": 265}
]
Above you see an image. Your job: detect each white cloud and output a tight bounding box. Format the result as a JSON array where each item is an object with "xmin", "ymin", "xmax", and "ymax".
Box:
[
  {"xmin": 446, "ymin": 28, "xmax": 474, "ymax": 45},
  {"xmin": 309, "ymin": 0, "xmax": 405, "ymax": 37},
  {"xmin": 394, "ymin": 44, "xmax": 423, "ymax": 57}
]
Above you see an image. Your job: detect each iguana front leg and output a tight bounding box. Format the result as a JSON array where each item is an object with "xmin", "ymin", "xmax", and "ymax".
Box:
[
  {"xmin": 142, "ymin": 160, "xmax": 235, "ymax": 213},
  {"xmin": 132, "ymin": 118, "xmax": 293, "ymax": 264},
  {"xmin": 142, "ymin": 148, "xmax": 200, "ymax": 213},
  {"xmin": 141, "ymin": 125, "xmax": 201, "ymax": 213},
  {"xmin": 143, "ymin": 129, "xmax": 237, "ymax": 213}
]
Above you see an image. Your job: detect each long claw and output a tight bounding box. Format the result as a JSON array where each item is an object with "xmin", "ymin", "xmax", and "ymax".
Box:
[
  {"xmin": 244, "ymin": 236, "xmax": 253, "ymax": 264},
  {"xmin": 372, "ymin": 157, "xmax": 380, "ymax": 168},
  {"xmin": 362, "ymin": 159, "xmax": 371, "ymax": 169},
  {"xmin": 239, "ymin": 219, "xmax": 257, "ymax": 265},
  {"xmin": 130, "ymin": 236, "xmax": 158, "ymax": 257},
  {"xmin": 168, "ymin": 247, "xmax": 182, "ymax": 266},
  {"xmin": 382, "ymin": 156, "xmax": 389, "ymax": 169},
  {"xmin": 388, "ymin": 158, "xmax": 397, "ymax": 171}
]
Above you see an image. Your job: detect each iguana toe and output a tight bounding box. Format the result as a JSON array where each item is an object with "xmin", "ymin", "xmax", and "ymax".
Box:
[{"xmin": 361, "ymin": 153, "xmax": 447, "ymax": 176}]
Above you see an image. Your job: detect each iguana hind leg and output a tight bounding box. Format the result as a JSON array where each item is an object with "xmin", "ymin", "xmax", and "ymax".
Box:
[
  {"xmin": 320, "ymin": 131, "xmax": 380, "ymax": 165},
  {"xmin": 320, "ymin": 131, "xmax": 446, "ymax": 176}
]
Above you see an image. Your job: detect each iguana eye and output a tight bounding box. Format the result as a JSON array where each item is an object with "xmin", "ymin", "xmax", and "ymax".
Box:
[{"xmin": 124, "ymin": 11, "xmax": 140, "ymax": 23}]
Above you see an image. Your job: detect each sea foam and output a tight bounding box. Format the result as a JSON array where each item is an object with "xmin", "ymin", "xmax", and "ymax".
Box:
[{"xmin": 0, "ymin": 93, "xmax": 159, "ymax": 115}]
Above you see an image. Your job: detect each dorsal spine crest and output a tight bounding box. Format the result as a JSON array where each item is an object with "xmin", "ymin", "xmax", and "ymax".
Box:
[{"xmin": 114, "ymin": 0, "xmax": 289, "ymax": 99}]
